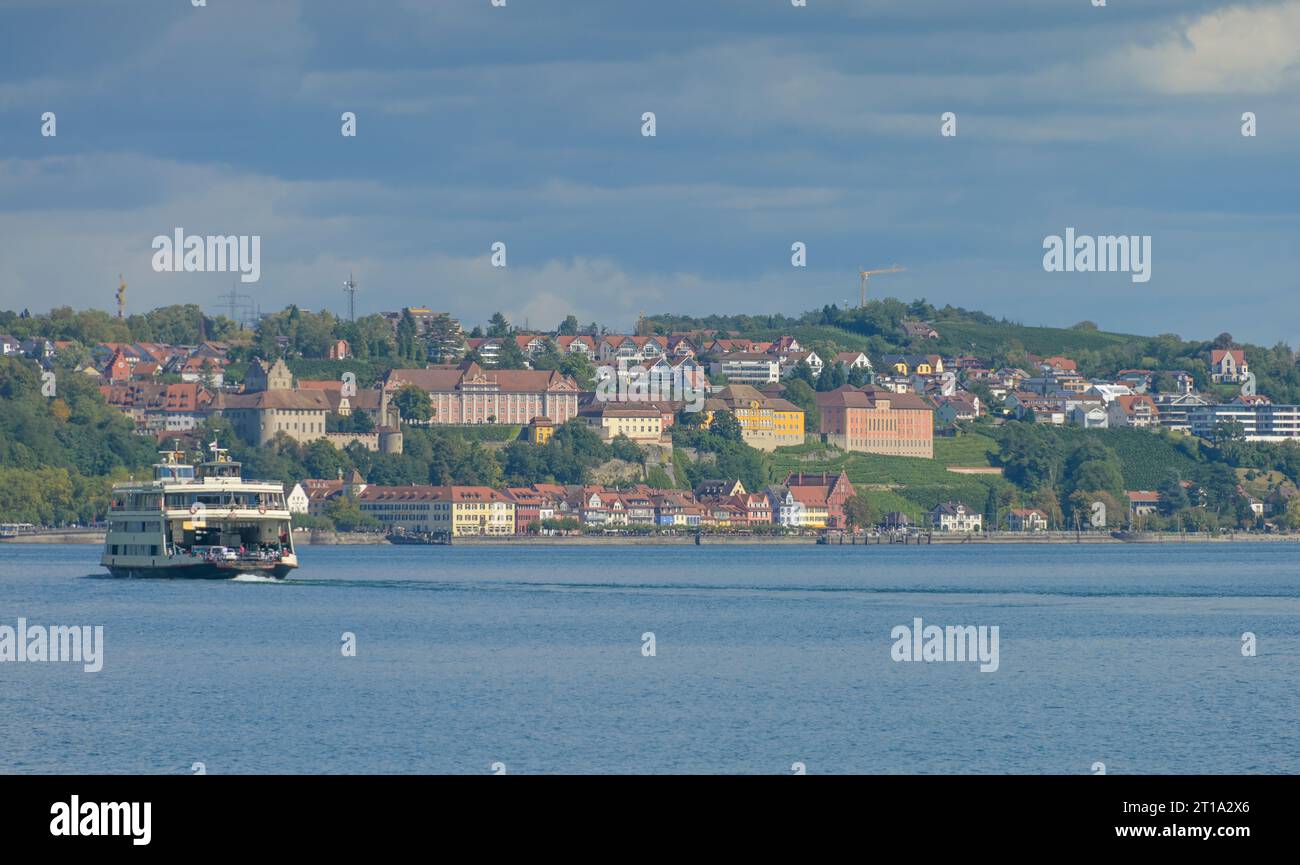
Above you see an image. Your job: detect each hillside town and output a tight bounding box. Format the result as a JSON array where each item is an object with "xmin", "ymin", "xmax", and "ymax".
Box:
[{"xmin": 1, "ymin": 302, "xmax": 1296, "ymax": 536}]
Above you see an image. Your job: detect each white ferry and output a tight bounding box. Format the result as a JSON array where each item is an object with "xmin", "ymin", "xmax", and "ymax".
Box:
[{"xmin": 101, "ymin": 442, "xmax": 298, "ymax": 579}]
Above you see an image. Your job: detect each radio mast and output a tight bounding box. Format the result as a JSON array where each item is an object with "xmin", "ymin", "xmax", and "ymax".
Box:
[{"xmin": 343, "ymin": 272, "xmax": 360, "ymax": 322}]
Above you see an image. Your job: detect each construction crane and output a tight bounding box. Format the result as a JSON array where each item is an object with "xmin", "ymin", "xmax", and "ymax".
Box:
[
  {"xmin": 857, "ymin": 264, "xmax": 905, "ymax": 307},
  {"xmin": 116, "ymin": 274, "xmax": 127, "ymax": 319}
]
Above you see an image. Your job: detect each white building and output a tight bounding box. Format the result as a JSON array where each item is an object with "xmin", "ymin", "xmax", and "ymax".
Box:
[
  {"xmin": 287, "ymin": 483, "xmax": 309, "ymax": 514},
  {"xmin": 929, "ymin": 501, "xmax": 982, "ymax": 533},
  {"xmin": 1070, "ymin": 405, "xmax": 1108, "ymax": 428},
  {"xmin": 778, "ymin": 351, "xmax": 824, "ymax": 379},
  {"xmin": 712, "ymin": 353, "xmax": 780, "ymax": 385},
  {"xmin": 1188, "ymin": 403, "xmax": 1300, "ymax": 442},
  {"xmin": 768, "ymin": 488, "xmax": 806, "ymax": 528},
  {"xmin": 1087, "ymin": 384, "xmax": 1134, "ymax": 404},
  {"xmin": 834, "ymin": 351, "xmax": 873, "ymax": 372},
  {"xmin": 1154, "ymin": 393, "xmax": 1210, "ymax": 432}
]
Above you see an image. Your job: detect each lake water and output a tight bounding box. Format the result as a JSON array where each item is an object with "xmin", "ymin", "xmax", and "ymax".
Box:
[{"xmin": 1, "ymin": 542, "xmax": 1296, "ymax": 774}]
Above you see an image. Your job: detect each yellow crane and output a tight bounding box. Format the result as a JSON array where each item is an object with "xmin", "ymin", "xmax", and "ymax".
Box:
[
  {"xmin": 116, "ymin": 274, "xmax": 127, "ymax": 319},
  {"xmin": 857, "ymin": 265, "xmax": 905, "ymax": 307}
]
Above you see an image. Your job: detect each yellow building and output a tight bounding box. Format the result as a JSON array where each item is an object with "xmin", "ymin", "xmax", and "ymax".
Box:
[
  {"xmin": 434, "ymin": 486, "xmax": 516, "ymax": 537},
  {"xmin": 703, "ymin": 385, "xmax": 805, "ymax": 452},
  {"xmin": 528, "ymin": 416, "xmax": 555, "ymax": 445},
  {"xmin": 579, "ymin": 404, "xmax": 664, "ymax": 442},
  {"xmin": 353, "ymin": 484, "xmax": 515, "ymax": 536},
  {"xmin": 882, "ymin": 354, "xmax": 943, "ymax": 376},
  {"xmin": 355, "ymin": 485, "xmax": 441, "ymax": 532}
]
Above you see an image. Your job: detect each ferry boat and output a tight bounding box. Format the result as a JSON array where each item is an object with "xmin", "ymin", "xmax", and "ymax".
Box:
[{"xmin": 100, "ymin": 442, "xmax": 298, "ymax": 579}]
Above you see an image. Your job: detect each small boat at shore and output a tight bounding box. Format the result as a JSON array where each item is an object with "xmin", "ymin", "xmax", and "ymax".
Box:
[{"xmin": 385, "ymin": 529, "xmax": 451, "ymax": 545}]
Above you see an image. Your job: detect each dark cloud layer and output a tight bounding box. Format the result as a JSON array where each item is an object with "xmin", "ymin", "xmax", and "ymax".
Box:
[{"xmin": 1, "ymin": 0, "xmax": 1297, "ymax": 341}]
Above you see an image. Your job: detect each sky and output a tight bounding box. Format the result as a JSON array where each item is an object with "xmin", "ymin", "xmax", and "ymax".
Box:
[{"xmin": 1, "ymin": 0, "xmax": 1298, "ymax": 343}]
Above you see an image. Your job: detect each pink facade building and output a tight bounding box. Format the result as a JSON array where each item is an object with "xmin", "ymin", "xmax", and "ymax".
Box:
[{"xmin": 385, "ymin": 362, "xmax": 581, "ymax": 425}]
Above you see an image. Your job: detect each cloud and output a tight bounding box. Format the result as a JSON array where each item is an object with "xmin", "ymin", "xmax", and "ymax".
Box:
[
  {"xmin": 1111, "ymin": 0, "xmax": 1300, "ymax": 94},
  {"xmin": 4, "ymin": 0, "xmax": 1300, "ymax": 345}
]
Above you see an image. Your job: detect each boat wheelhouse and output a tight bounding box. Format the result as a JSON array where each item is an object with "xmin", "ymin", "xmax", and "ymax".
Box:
[{"xmin": 100, "ymin": 442, "xmax": 298, "ymax": 579}]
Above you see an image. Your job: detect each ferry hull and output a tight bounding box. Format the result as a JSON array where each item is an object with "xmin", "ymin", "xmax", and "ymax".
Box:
[{"xmin": 103, "ymin": 560, "xmax": 295, "ymax": 580}]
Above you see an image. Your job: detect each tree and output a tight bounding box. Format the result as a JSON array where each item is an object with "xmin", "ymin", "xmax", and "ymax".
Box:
[
  {"xmin": 303, "ymin": 439, "xmax": 349, "ymax": 481},
  {"xmin": 350, "ymin": 410, "xmax": 375, "ymax": 433},
  {"xmin": 610, "ymin": 434, "xmax": 644, "ymax": 464},
  {"xmin": 531, "ymin": 339, "xmax": 562, "ymax": 371},
  {"xmin": 558, "ymin": 315, "xmax": 579, "ymax": 336},
  {"xmin": 496, "ymin": 338, "xmax": 528, "ymax": 369},
  {"xmin": 908, "ymin": 298, "xmax": 936, "ymax": 319},
  {"xmin": 396, "ymin": 309, "xmax": 418, "ymax": 361},
  {"xmin": 292, "ymin": 512, "xmax": 334, "ymax": 531},
  {"xmin": 998, "ymin": 424, "xmax": 1063, "ymax": 491},
  {"xmin": 1212, "ymin": 418, "xmax": 1246, "ymax": 443},
  {"xmin": 1284, "ymin": 496, "xmax": 1300, "ymax": 531},
  {"xmin": 486, "ymin": 312, "xmax": 512, "ymax": 338},
  {"xmin": 789, "ymin": 360, "xmax": 816, "ymax": 387},
  {"xmin": 710, "ymin": 410, "xmax": 744, "ymax": 443},
  {"xmin": 1156, "ymin": 472, "xmax": 1190, "ymax": 515},
  {"xmin": 392, "ymin": 384, "xmax": 431, "ymax": 422},
  {"xmin": 676, "ymin": 405, "xmax": 707, "ymax": 428},
  {"xmin": 325, "ymin": 496, "xmax": 380, "ymax": 531},
  {"xmin": 560, "ymin": 352, "xmax": 596, "ymax": 389},
  {"xmin": 1066, "ymin": 489, "xmax": 1123, "ymax": 528},
  {"xmin": 1029, "ymin": 486, "xmax": 1063, "ymax": 529},
  {"xmin": 349, "ymin": 314, "xmax": 399, "ymax": 360},
  {"xmin": 815, "ymin": 363, "xmax": 845, "ymax": 392},
  {"xmin": 1194, "ymin": 463, "xmax": 1241, "ymax": 516},
  {"xmin": 844, "ymin": 493, "xmax": 874, "ymax": 528},
  {"xmin": 502, "ymin": 440, "xmax": 546, "ymax": 486}
]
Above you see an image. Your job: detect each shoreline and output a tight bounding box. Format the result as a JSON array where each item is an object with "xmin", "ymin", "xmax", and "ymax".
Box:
[
  {"xmin": 446, "ymin": 531, "xmax": 1300, "ymax": 546},
  {"xmin": 7, "ymin": 530, "xmax": 1299, "ymax": 547}
]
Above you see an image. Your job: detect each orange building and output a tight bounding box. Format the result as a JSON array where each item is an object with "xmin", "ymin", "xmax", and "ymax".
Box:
[{"xmin": 816, "ymin": 385, "xmax": 934, "ymax": 458}]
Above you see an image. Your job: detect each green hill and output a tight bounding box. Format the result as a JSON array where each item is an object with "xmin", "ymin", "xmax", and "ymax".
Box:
[
  {"xmin": 767, "ymin": 424, "xmax": 1208, "ymax": 524},
  {"xmin": 927, "ymin": 320, "xmax": 1138, "ymax": 357},
  {"xmin": 770, "ymin": 432, "xmax": 1008, "ymax": 522}
]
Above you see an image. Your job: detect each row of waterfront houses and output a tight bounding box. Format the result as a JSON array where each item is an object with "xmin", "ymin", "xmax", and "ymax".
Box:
[
  {"xmin": 291, "ymin": 472, "xmax": 859, "ymax": 535},
  {"xmin": 291, "ymin": 472, "xmax": 1068, "ymax": 537}
]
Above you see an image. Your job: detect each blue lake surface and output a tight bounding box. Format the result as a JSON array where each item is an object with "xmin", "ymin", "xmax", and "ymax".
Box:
[{"xmin": 1, "ymin": 542, "xmax": 1296, "ymax": 774}]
